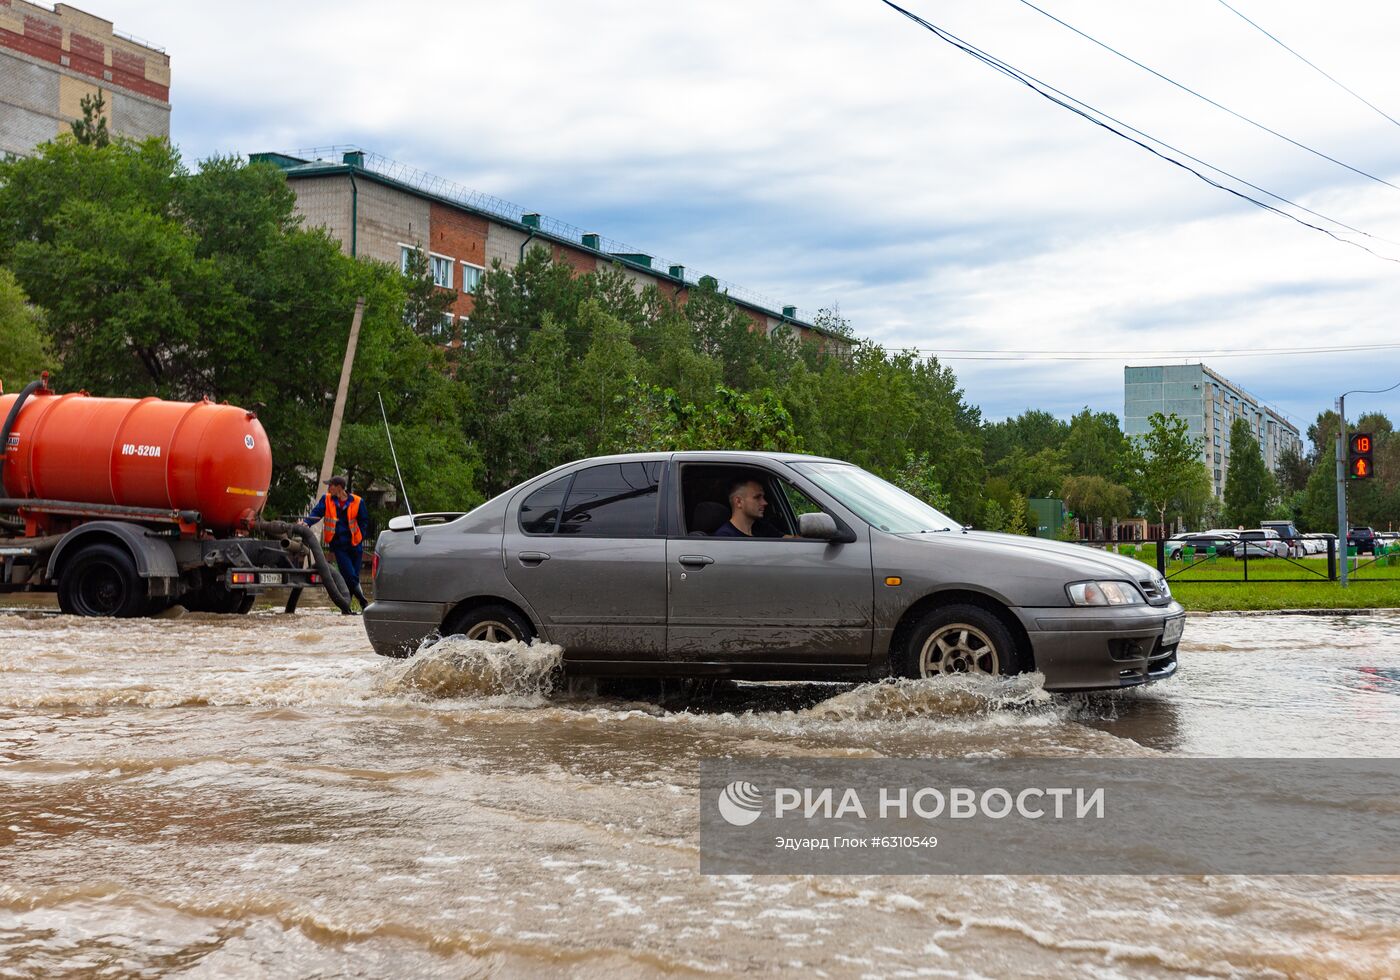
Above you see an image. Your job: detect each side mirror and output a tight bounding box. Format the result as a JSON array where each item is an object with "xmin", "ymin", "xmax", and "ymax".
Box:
[
  {"xmin": 387, "ymin": 515, "xmax": 416, "ymax": 531},
  {"xmin": 799, "ymin": 511, "xmax": 841, "ymax": 541}
]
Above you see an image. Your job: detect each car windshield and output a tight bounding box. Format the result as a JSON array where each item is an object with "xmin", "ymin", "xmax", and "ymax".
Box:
[{"xmin": 791, "ymin": 461, "xmax": 960, "ymax": 533}]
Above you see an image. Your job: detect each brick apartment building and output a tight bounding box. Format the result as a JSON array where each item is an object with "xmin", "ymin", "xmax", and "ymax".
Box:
[
  {"xmin": 0, "ymin": 1, "xmax": 169, "ymax": 158},
  {"xmin": 252, "ymin": 148, "xmax": 846, "ymax": 350}
]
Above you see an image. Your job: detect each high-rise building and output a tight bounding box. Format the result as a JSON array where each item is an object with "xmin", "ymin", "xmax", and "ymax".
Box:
[
  {"xmin": 0, "ymin": 1, "xmax": 169, "ymax": 159},
  {"xmin": 252, "ymin": 148, "xmax": 847, "ymax": 351},
  {"xmin": 1123, "ymin": 364, "xmax": 1303, "ymax": 498}
]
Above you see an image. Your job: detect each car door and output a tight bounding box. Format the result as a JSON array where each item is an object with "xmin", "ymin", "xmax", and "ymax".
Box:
[
  {"xmin": 503, "ymin": 460, "xmax": 667, "ymax": 660},
  {"xmin": 665, "ymin": 463, "xmax": 873, "ymax": 665}
]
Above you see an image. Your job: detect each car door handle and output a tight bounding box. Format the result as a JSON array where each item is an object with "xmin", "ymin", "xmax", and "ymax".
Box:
[
  {"xmin": 678, "ymin": 555, "xmax": 714, "ymax": 568},
  {"xmin": 517, "ymin": 551, "xmax": 551, "ymax": 566}
]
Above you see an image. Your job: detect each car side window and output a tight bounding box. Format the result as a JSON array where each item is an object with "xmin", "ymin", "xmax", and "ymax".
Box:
[
  {"xmin": 558, "ymin": 462, "xmax": 661, "ymax": 537},
  {"xmin": 779, "ymin": 479, "xmax": 823, "ymax": 520},
  {"xmin": 519, "ymin": 475, "xmax": 571, "ymax": 535}
]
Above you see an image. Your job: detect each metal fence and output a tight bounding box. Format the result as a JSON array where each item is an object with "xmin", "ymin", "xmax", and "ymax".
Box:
[{"xmin": 1072, "ymin": 538, "xmax": 1400, "ymax": 583}]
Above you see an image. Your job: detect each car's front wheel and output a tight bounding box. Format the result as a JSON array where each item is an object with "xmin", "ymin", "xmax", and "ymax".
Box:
[
  {"xmin": 895, "ymin": 603, "xmax": 1027, "ymax": 679},
  {"xmin": 443, "ymin": 603, "xmax": 534, "ymax": 644}
]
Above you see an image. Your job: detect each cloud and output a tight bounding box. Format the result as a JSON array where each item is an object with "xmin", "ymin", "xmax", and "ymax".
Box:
[{"xmin": 95, "ymin": 0, "xmax": 1400, "ymax": 423}]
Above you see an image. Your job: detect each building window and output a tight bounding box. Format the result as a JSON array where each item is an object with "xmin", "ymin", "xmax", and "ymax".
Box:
[
  {"xmin": 430, "ymin": 313, "xmax": 454, "ymax": 344},
  {"xmin": 1214, "ymin": 452, "xmax": 1221, "ymax": 463},
  {"xmin": 400, "ymin": 244, "xmax": 421, "ymax": 274},
  {"xmin": 429, "ymin": 254, "xmax": 453, "ymax": 290},
  {"xmin": 461, "ymin": 262, "xmax": 485, "ymax": 294},
  {"xmin": 1214, "ymin": 468, "xmax": 1221, "ymax": 481}
]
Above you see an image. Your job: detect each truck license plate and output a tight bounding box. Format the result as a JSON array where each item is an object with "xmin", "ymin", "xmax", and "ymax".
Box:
[
  {"xmin": 258, "ymin": 573, "xmax": 284, "ymax": 585},
  {"xmin": 1162, "ymin": 615, "xmax": 1185, "ymax": 645}
]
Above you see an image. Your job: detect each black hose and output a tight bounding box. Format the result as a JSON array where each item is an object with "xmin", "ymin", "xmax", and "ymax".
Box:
[
  {"xmin": 0, "ymin": 379, "xmax": 43, "ymax": 495},
  {"xmin": 253, "ymin": 519, "xmax": 353, "ymax": 614}
]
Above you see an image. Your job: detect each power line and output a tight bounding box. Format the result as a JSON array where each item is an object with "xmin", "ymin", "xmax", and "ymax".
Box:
[
  {"xmin": 1015, "ymin": 0, "xmax": 1400, "ymax": 192},
  {"xmin": 898, "ymin": 342, "xmax": 1400, "ymax": 357},
  {"xmin": 923, "ymin": 345, "xmax": 1400, "ymax": 361},
  {"xmin": 1215, "ymin": 0, "xmax": 1400, "ymax": 132},
  {"xmin": 873, "ymin": 0, "xmax": 1400, "ymax": 262}
]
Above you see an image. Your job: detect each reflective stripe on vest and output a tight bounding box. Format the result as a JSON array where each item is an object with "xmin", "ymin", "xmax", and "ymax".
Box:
[{"xmin": 324, "ymin": 493, "xmax": 363, "ymax": 548}]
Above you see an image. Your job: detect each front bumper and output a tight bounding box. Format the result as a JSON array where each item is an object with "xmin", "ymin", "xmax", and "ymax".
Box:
[
  {"xmin": 1016, "ymin": 600, "xmax": 1185, "ymax": 691},
  {"xmin": 362, "ymin": 598, "xmax": 447, "ymax": 658}
]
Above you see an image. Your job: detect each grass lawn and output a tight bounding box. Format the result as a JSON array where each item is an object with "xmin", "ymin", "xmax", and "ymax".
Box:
[{"xmin": 1087, "ymin": 543, "xmax": 1400, "ymax": 612}]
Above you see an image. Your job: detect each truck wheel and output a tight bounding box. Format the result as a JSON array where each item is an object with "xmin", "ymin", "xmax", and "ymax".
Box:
[
  {"xmin": 895, "ymin": 603, "xmax": 1026, "ymax": 679},
  {"xmin": 443, "ymin": 603, "xmax": 533, "ymax": 644},
  {"xmin": 58, "ymin": 543, "xmax": 147, "ymax": 618}
]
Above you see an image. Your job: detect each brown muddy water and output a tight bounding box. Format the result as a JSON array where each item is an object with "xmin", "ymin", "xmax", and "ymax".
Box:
[{"xmin": 2, "ymin": 606, "xmax": 1399, "ymax": 978}]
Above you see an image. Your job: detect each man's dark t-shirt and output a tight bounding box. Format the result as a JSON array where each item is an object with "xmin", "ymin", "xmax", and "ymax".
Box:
[{"xmin": 712, "ymin": 519, "xmax": 781, "ymax": 538}]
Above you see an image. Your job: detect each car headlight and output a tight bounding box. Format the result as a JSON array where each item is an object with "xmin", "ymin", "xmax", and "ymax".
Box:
[{"xmin": 1066, "ymin": 581, "xmax": 1145, "ymax": 606}]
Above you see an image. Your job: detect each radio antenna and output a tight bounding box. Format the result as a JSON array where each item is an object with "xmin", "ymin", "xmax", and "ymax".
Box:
[{"xmin": 377, "ymin": 392, "xmax": 419, "ymax": 544}]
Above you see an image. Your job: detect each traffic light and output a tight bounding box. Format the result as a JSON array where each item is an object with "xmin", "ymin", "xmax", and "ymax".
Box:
[{"xmin": 1348, "ymin": 432, "xmax": 1375, "ymax": 480}]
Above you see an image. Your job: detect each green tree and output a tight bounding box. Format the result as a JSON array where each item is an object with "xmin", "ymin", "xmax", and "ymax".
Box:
[
  {"xmin": 0, "ymin": 268, "xmax": 53, "ymax": 388},
  {"xmin": 399, "ymin": 245, "xmax": 454, "ymax": 343},
  {"xmin": 69, "ymin": 89, "xmax": 110, "ymax": 148},
  {"xmin": 1063, "ymin": 407, "xmax": 1131, "ymax": 481},
  {"xmin": 1275, "ymin": 445, "xmax": 1310, "ymax": 495},
  {"xmin": 893, "ymin": 452, "xmax": 954, "ymax": 514},
  {"xmin": 984, "ymin": 409, "xmax": 1068, "ymax": 473},
  {"xmin": 1060, "ymin": 474, "xmax": 1132, "ymax": 526},
  {"xmin": 0, "ymin": 137, "xmax": 479, "ymax": 519},
  {"xmin": 622, "ymin": 382, "xmax": 803, "ymax": 453},
  {"xmin": 1222, "ymin": 417, "xmax": 1277, "ymax": 528},
  {"xmin": 1129, "ymin": 412, "xmax": 1205, "ymax": 531}
]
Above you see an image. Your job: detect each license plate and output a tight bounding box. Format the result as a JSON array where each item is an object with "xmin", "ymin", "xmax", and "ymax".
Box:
[
  {"xmin": 1162, "ymin": 614, "xmax": 1185, "ymax": 645},
  {"xmin": 258, "ymin": 573, "xmax": 284, "ymax": 585}
]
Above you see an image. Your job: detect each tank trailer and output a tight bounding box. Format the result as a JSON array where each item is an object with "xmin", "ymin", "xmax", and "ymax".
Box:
[{"xmin": 0, "ymin": 376, "xmax": 353, "ymax": 616}]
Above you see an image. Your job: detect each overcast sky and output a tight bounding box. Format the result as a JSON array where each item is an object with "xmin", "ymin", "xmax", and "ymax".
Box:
[{"xmin": 93, "ymin": 0, "xmax": 1400, "ymax": 429}]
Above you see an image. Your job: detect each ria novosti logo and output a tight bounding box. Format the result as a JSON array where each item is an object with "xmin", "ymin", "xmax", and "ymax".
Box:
[{"xmin": 717, "ymin": 780, "xmax": 764, "ymax": 826}]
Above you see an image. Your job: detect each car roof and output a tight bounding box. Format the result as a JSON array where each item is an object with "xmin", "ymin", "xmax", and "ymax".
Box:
[{"xmin": 551, "ymin": 450, "xmax": 849, "ymax": 466}]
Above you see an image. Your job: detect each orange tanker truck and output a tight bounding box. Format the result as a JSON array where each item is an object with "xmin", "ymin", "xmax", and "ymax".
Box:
[{"xmin": 0, "ymin": 376, "xmax": 353, "ymax": 616}]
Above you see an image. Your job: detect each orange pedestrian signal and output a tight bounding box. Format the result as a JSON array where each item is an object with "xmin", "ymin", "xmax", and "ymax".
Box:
[{"xmin": 1348, "ymin": 431, "xmax": 1374, "ymax": 480}]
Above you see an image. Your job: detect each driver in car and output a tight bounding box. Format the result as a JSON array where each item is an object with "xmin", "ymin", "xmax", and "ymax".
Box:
[{"xmin": 713, "ymin": 478, "xmax": 784, "ymax": 537}]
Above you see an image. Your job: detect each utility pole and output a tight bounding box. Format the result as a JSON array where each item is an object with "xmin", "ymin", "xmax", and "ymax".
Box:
[
  {"xmin": 316, "ymin": 297, "xmax": 366, "ymax": 499},
  {"xmin": 1335, "ymin": 395, "xmax": 1348, "ymax": 587}
]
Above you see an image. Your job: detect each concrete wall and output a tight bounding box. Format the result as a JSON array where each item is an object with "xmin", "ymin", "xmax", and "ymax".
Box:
[
  {"xmin": 485, "ymin": 223, "xmax": 536, "ymax": 270},
  {"xmin": 355, "ymin": 179, "xmax": 430, "ymax": 266},
  {"xmin": 288, "ymin": 175, "xmax": 354, "ymax": 254},
  {"xmin": 0, "ymin": 1, "xmax": 169, "ymax": 158}
]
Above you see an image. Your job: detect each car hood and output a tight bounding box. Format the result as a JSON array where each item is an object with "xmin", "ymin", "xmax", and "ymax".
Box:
[{"xmin": 893, "ymin": 529, "xmax": 1158, "ymax": 582}]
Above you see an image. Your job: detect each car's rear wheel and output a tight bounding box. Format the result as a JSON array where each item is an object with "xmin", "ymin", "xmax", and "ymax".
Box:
[
  {"xmin": 444, "ymin": 603, "xmax": 533, "ymax": 644},
  {"xmin": 896, "ymin": 603, "xmax": 1026, "ymax": 679}
]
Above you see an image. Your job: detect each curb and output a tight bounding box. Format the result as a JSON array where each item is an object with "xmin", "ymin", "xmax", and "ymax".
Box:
[{"xmin": 1189, "ymin": 607, "xmax": 1400, "ymax": 617}]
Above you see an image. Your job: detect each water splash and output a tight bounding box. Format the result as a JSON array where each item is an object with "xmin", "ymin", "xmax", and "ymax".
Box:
[
  {"xmin": 802, "ymin": 672, "xmax": 1052, "ymax": 721},
  {"xmin": 373, "ymin": 635, "xmax": 564, "ymax": 702}
]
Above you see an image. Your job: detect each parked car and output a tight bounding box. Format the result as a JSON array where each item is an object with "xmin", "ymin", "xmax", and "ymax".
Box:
[
  {"xmin": 1168, "ymin": 533, "xmax": 1238, "ymax": 560},
  {"xmin": 1237, "ymin": 528, "xmax": 1289, "ymax": 558},
  {"xmin": 1348, "ymin": 527, "xmax": 1378, "ymax": 555},
  {"xmin": 365, "ymin": 452, "xmax": 1185, "ymax": 691},
  {"xmin": 1300, "ymin": 533, "xmax": 1333, "ymax": 556},
  {"xmin": 1260, "ymin": 520, "xmax": 1306, "ymax": 557}
]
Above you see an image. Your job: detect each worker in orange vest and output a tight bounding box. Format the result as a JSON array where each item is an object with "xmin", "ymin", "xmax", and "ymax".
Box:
[{"xmin": 303, "ymin": 475, "xmax": 371, "ymax": 612}]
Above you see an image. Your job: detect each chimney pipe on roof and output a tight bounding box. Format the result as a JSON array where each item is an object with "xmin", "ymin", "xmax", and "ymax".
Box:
[
  {"xmin": 342, "ymin": 150, "xmax": 364, "ymax": 168},
  {"xmin": 668, "ymin": 265, "xmax": 684, "ymax": 280},
  {"xmin": 522, "ymin": 213, "xmax": 541, "ymax": 229},
  {"xmin": 582, "ymin": 233, "xmax": 600, "ymax": 250},
  {"xmin": 782, "ymin": 305, "xmax": 797, "ymax": 318}
]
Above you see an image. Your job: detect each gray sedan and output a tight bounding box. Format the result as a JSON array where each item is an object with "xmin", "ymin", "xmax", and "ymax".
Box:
[{"xmin": 364, "ymin": 452, "xmax": 1184, "ymax": 691}]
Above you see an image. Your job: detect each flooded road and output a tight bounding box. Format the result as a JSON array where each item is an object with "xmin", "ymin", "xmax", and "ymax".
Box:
[{"xmin": 2, "ymin": 609, "xmax": 1399, "ymax": 977}]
